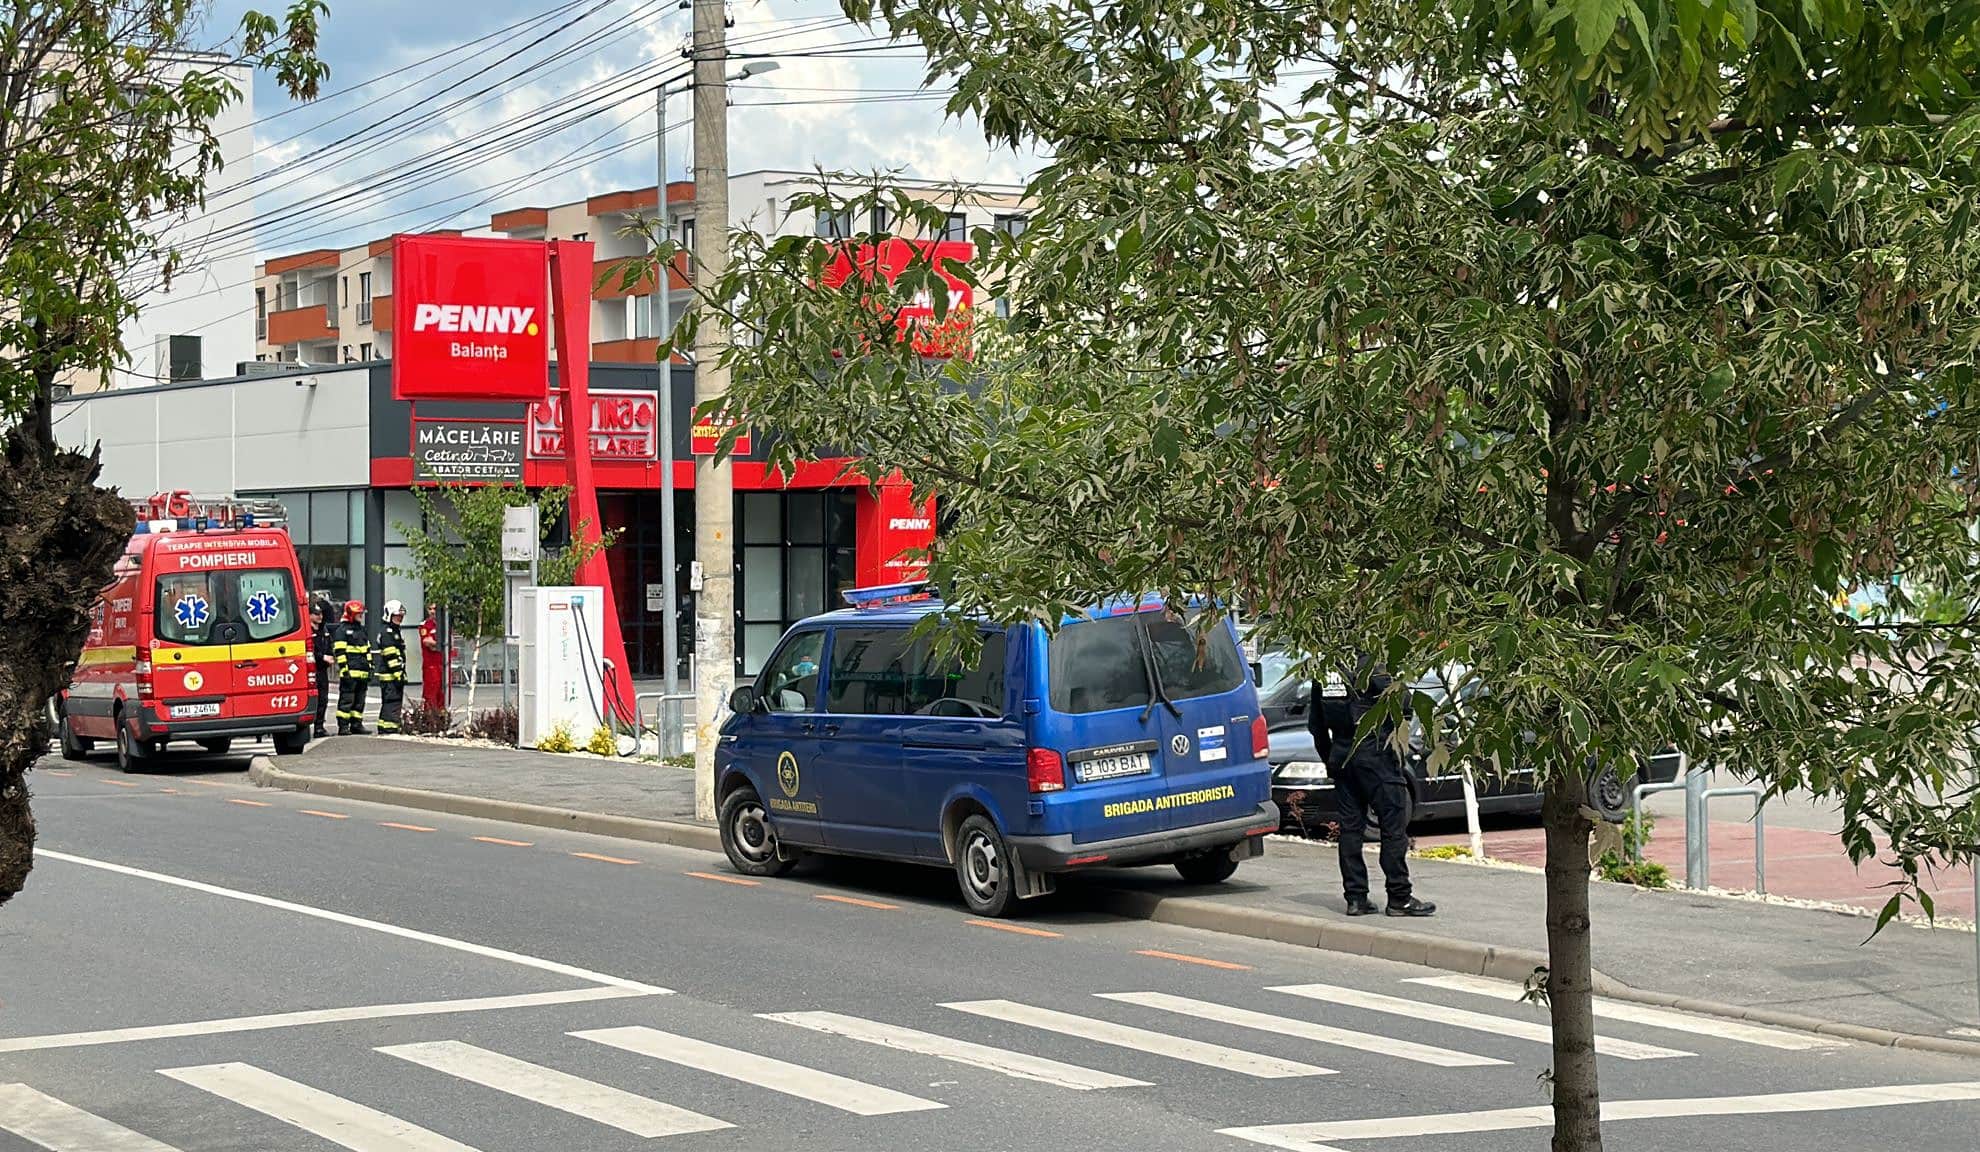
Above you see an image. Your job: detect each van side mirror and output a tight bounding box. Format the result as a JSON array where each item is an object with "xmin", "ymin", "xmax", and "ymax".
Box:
[
  {"xmin": 727, "ymin": 685, "xmax": 758, "ymax": 715},
  {"xmin": 1250, "ymin": 661, "xmax": 1263, "ymax": 686}
]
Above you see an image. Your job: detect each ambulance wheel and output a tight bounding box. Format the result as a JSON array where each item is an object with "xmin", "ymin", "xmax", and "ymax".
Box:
[
  {"xmin": 720, "ymin": 786, "xmax": 796, "ymax": 878},
  {"xmin": 1175, "ymin": 849, "xmax": 1242, "ymax": 885},
  {"xmin": 954, "ymin": 814, "xmax": 1017, "ymax": 918},
  {"xmin": 115, "ymin": 717, "xmax": 152, "ymax": 774},
  {"xmin": 197, "ymin": 737, "xmax": 233, "ymax": 756},
  {"xmin": 274, "ymin": 728, "xmax": 309, "ymax": 756},
  {"xmin": 59, "ymin": 715, "xmax": 92, "ymax": 762}
]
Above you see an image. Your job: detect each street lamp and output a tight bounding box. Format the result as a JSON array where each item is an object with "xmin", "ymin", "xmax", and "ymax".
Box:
[{"xmin": 653, "ymin": 57, "xmax": 779, "ymax": 716}]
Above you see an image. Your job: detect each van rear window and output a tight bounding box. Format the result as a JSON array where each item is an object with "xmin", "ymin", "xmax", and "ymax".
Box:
[
  {"xmin": 155, "ymin": 569, "xmax": 299, "ymax": 645},
  {"xmin": 1049, "ymin": 613, "xmax": 1246, "ymax": 715}
]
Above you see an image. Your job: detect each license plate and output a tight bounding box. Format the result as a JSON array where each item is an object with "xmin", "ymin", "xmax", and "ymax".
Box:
[
  {"xmin": 1077, "ymin": 751, "xmax": 1152, "ymax": 782},
  {"xmin": 171, "ymin": 703, "xmax": 220, "ymax": 718}
]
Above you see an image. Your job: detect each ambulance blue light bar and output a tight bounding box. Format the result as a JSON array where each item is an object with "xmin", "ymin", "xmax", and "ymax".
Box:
[{"xmin": 841, "ymin": 581, "xmax": 936, "ymax": 609}]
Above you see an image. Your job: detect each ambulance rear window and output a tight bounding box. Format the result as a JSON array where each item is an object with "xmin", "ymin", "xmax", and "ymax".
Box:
[{"xmin": 155, "ymin": 569, "xmax": 299, "ymax": 644}]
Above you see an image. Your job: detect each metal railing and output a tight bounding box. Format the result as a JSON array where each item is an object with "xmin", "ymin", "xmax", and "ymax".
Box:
[
  {"xmin": 1627, "ymin": 754, "xmax": 1770, "ymax": 894},
  {"xmin": 1700, "ymin": 785, "xmax": 1767, "ymax": 894}
]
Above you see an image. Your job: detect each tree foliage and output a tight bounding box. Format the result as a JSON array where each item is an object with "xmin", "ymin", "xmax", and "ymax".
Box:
[
  {"xmin": 390, "ymin": 484, "xmax": 618, "ymax": 642},
  {"xmin": 696, "ymin": 1, "xmax": 1980, "ymax": 1145}
]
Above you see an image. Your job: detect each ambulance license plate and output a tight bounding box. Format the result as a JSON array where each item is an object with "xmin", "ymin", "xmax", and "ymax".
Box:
[
  {"xmin": 171, "ymin": 703, "xmax": 221, "ymax": 719},
  {"xmin": 1077, "ymin": 752, "xmax": 1152, "ymax": 782}
]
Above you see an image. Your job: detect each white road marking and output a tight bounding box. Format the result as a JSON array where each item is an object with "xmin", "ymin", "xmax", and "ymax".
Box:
[
  {"xmin": 761, "ymin": 1011, "xmax": 1149, "ymax": 1090},
  {"xmin": 159, "ymin": 1063, "xmax": 480, "ymax": 1152},
  {"xmin": 1404, "ymin": 974, "xmax": 1848, "ymax": 1051},
  {"xmin": 942, "ymin": 1000, "xmax": 1332, "ymax": 1078},
  {"xmin": 32, "ymin": 848, "xmax": 665, "ymax": 994},
  {"xmin": 572, "ymin": 1026, "xmax": 946, "ymax": 1116},
  {"xmin": 0, "ymin": 987, "xmax": 651, "ymax": 1055},
  {"xmin": 1218, "ymin": 1080, "xmax": 1980, "ymax": 1150},
  {"xmin": 0, "ymin": 1084, "xmax": 182, "ymax": 1152},
  {"xmin": 1269, "ymin": 983, "xmax": 1691, "ymax": 1061},
  {"xmin": 1096, "ymin": 992, "xmax": 1506, "ymax": 1069},
  {"xmin": 377, "ymin": 1041, "xmax": 731, "ymax": 1138}
]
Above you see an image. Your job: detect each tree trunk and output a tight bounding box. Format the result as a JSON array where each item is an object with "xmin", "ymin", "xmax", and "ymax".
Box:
[
  {"xmin": 0, "ymin": 426, "xmax": 135, "ymax": 907},
  {"xmin": 1542, "ymin": 772, "xmax": 1603, "ymax": 1151}
]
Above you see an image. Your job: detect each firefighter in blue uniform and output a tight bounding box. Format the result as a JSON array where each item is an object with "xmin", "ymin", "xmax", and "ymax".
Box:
[
  {"xmin": 375, "ymin": 600, "xmax": 408, "ymax": 734},
  {"xmin": 334, "ymin": 600, "xmax": 371, "ymax": 735}
]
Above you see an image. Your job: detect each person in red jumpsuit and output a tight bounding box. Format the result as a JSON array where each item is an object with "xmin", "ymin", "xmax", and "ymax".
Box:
[{"xmin": 420, "ymin": 607, "xmax": 445, "ymax": 711}]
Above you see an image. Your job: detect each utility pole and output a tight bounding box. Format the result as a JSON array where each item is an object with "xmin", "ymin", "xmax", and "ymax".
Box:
[
  {"xmin": 690, "ymin": 0, "xmax": 732, "ymax": 823},
  {"xmin": 655, "ymin": 81, "xmax": 679, "ymax": 730}
]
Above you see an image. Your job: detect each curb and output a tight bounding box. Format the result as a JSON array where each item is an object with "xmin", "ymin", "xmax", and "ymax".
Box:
[
  {"xmin": 246, "ymin": 757, "xmax": 720, "ymax": 854},
  {"xmin": 247, "ymin": 759, "xmax": 1980, "ymax": 1060}
]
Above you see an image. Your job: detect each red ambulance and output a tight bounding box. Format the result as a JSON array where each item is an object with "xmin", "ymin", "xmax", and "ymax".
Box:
[{"xmin": 56, "ymin": 492, "xmax": 316, "ymax": 771}]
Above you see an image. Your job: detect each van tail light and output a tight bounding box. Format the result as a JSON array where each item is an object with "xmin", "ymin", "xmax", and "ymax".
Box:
[
  {"xmin": 1026, "ymin": 748, "xmax": 1066, "ymax": 794},
  {"xmin": 1251, "ymin": 715, "xmax": 1269, "ymax": 759},
  {"xmin": 134, "ymin": 647, "xmax": 153, "ymax": 696}
]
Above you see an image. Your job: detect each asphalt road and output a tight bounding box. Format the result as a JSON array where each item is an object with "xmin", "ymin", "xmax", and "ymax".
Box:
[{"xmin": 6, "ymin": 751, "xmax": 1979, "ymax": 1152}]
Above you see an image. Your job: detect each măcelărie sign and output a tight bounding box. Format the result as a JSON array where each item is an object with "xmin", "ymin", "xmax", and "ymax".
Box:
[
  {"xmin": 527, "ymin": 388, "xmax": 660, "ymax": 461},
  {"xmin": 392, "ymin": 234, "xmax": 551, "ymax": 402},
  {"xmin": 411, "ymin": 419, "xmax": 524, "ymax": 484}
]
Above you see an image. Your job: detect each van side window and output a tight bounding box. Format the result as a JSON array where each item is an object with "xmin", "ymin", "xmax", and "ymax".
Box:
[
  {"xmin": 905, "ymin": 632, "xmax": 1007, "ymax": 719},
  {"xmin": 826, "ymin": 627, "xmax": 911, "ymax": 714},
  {"xmin": 759, "ymin": 631, "xmax": 826, "ymax": 713}
]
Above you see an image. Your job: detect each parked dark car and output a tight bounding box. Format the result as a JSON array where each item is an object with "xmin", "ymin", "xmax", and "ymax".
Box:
[{"xmin": 1262, "ymin": 672, "xmax": 1681, "ymax": 836}]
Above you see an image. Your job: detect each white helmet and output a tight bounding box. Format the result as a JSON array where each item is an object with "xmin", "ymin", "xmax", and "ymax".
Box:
[{"xmin": 383, "ymin": 599, "xmax": 407, "ymax": 619}]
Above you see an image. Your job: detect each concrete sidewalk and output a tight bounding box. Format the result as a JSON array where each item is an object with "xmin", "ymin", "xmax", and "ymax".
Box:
[{"xmin": 259, "ymin": 736, "xmax": 1980, "ymax": 1051}]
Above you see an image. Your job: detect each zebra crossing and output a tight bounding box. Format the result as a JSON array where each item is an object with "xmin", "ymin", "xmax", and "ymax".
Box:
[{"xmin": 0, "ymin": 974, "xmax": 1862, "ymax": 1151}]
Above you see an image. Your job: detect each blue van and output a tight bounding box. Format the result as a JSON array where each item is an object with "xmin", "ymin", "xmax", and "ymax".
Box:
[{"xmin": 715, "ymin": 584, "xmax": 1278, "ymax": 916}]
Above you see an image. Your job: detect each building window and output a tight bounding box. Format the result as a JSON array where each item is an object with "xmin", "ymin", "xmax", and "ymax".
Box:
[
  {"xmin": 679, "ymin": 217, "xmax": 694, "ymax": 251},
  {"xmin": 870, "ymin": 203, "xmax": 890, "ymax": 235},
  {"xmin": 166, "ymin": 335, "xmax": 201, "ymax": 382},
  {"xmin": 360, "ymin": 342, "xmax": 372, "ymax": 361},
  {"xmin": 995, "ymin": 297, "xmax": 1011, "ymax": 321},
  {"xmin": 995, "ymin": 213, "xmax": 1029, "ymax": 239},
  {"xmin": 341, "ymin": 276, "xmax": 348, "ymax": 309},
  {"xmin": 342, "ymin": 345, "xmax": 354, "ymax": 363},
  {"xmin": 572, "ymin": 231, "xmax": 589, "ymax": 242},
  {"xmin": 941, "ymin": 211, "xmax": 968, "ymax": 242},
  {"xmin": 255, "ymin": 288, "xmax": 266, "ymax": 338},
  {"xmin": 630, "ymin": 294, "xmax": 654, "ymax": 340},
  {"xmin": 357, "ymin": 271, "xmax": 372, "ymax": 324},
  {"xmin": 816, "ymin": 209, "xmax": 853, "ymax": 239}
]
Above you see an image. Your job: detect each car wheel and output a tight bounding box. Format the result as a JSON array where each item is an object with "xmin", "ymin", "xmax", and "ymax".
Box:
[
  {"xmin": 197, "ymin": 737, "xmax": 233, "ymax": 756},
  {"xmin": 115, "ymin": 716, "xmax": 149, "ymax": 774},
  {"xmin": 274, "ymin": 728, "xmax": 309, "ymax": 756},
  {"xmin": 1586, "ymin": 761, "xmax": 1631, "ymax": 823},
  {"xmin": 719, "ymin": 785, "xmax": 796, "ymax": 877},
  {"xmin": 1175, "ymin": 849, "xmax": 1242, "ymax": 885},
  {"xmin": 59, "ymin": 714, "xmax": 92, "ymax": 762},
  {"xmin": 954, "ymin": 813, "xmax": 1018, "ymax": 917}
]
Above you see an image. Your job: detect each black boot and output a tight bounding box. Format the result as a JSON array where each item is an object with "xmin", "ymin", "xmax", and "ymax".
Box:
[
  {"xmin": 1386, "ymin": 896, "xmax": 1437, "ymax": 917},
  {"xmin": 313, "ymin": 725, "xmax": 329, "ymax": 738},
  {"xmin": 1344, "ymin": 897, "xmax": 1378, "ymax": 916}
]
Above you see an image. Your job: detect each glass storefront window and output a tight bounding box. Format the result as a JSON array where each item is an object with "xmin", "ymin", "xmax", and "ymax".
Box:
[
  {"xmin": 788, "ymin": 547, "xmax": 826, "ymax": 619},
  {"xmin": 743, "ymin": 493, "xmax": 782, "ymax": 544},
  {"xmin": 743, "ymin": 545, "xmax": 783, "ymax": 620},
  {"xmin": 310, "ymin": 491, "xmax": 349, "ymax": 545},
  {"xmin": 788, "ymin": 493, "xmax": 824, "ymax": 544}
]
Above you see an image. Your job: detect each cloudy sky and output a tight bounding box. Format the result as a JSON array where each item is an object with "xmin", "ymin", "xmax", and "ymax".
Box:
[{"xmin": 198, "ymin": 0, "xmax": 1040, "ymax": 259}]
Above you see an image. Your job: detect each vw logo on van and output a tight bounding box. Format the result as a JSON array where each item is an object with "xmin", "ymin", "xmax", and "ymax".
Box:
[{"xmin": 1170, "ymin": 733, "xmax": 1190, "ymax": 756}]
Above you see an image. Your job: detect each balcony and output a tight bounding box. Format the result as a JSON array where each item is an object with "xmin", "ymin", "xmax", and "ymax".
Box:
[
  {"xmin": 369, "ymin": 295, "xmax": 392, "ymax": 332},
  {"xmin": 593, "ymin": 254, "xmax": 689, "ymax": 300},
  {"xmin": 593, "ymin": 337, "xmax": 659, "ymax": 363},
  {"xmin": 266, "ymin": 303, "xmax": 337, "ymax": 346}
]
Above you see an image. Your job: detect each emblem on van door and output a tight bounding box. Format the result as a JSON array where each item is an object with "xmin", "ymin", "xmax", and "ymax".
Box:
[
  {"xmin": 1170, "ymin": 733, "xmax": 1189, "ymax": 756},
  {"xmin": 776, "ymin": 750, "xmax": 801, "ymax": 798},
  {"xmin": 183, "ymin": 670, "xmax": 204, "ymax": 692}
]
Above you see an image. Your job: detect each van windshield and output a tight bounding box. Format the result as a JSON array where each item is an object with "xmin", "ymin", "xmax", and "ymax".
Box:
[
  {"xmin": 1048, "ymin": 612, "xmax": 1247, "ymax": 714},
  {"xmin": 155, "ymin": 569, "xmax": 300, "ymax": 645}
]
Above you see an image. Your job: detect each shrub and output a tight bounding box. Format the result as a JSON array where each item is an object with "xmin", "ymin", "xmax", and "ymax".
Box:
[
  {"xmin": 469, "ymin": 705, "xmax": 518, "ymax": 746},
  {"xmin": 400, "ymin": 701, "xmax": 454, "ymax": 737},
  {"xmin": 586, "ymin": 726, "xmax": 618, "ymax": 757},
  {"xmin": 1595, "ymin": 809, "xmax": 1668, "ymax": 887},
  {"xmin": 537, "ymin": 720, "xmax": 576, "ymax": 754},
  {"xmin": 1414, "ymin": 844, "xmax": 1473, "ymax": 861},
  {"xmin": 1601, "ymin": 860, "xmax": 1672, "ymax": 889}
]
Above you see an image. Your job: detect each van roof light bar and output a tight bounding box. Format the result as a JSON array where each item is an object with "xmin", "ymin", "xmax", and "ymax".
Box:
[{"xmin": 841, "ymin": 581, "xmax": 935, "ymax": 609}]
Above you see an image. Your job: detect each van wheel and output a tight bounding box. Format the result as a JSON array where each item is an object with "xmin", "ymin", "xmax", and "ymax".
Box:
[
  {"xmin": 1175, "ymin": 849, "xmax": 1242, "ymax": 885},
  {"xmin": 719, "ymin": 786, "xmax": 795, "ymax": 877},
  {"xmin": 197, "ymin": 737, "xmax": 233, "ymax": 756},
  {"xmin": 954, "ymin": 814, "xmax": 1017, "ymax": 917},
  {"xmin": 115, "ymin": 718, "xmax": 151, "ymax": 774},
  {"xmin": 274, "ymin": 728, "xmax": 309, "ymax": 756},
  {"xmin": 59, "ymin": 715, "xmax": 92, "ymax": 762}
]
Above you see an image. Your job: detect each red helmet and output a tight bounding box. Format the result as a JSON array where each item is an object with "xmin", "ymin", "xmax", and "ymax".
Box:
[{"xmin": 344, "ymin": 600, "xmax": 365, "ymax": 620}]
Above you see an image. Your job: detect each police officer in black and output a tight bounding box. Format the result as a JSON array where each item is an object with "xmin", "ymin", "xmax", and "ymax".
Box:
[
  {"xmin": 1319, "ymin": 658, "xmax": 1435, "ymax": 917},
  {"xmin": 375, "ymin": 600, "xmax": 408, "ymax": 734},
  {"xmin": 310, "ymin": 597, "xmax": 335, "ymax": 738},
  {"xmin": 333, "ymin": 600, "xmax": 371, "ymax": 734}
]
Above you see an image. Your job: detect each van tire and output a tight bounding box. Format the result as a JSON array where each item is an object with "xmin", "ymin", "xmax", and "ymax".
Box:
[
  {"xmin": 1175, "ymin": 849, "xmax": 1242, "ymax": 885},
  {"xmin": 275, "ymin": 728, "xmax": 309, "ymax": 756},
  {"xmin": 115, "ymin": 716, "xmax": 151, "ymax": 774},
  {"xmin": 954, "ymin": 814, "xmax": 1017, "ymax": 917},
  {"xmin": 197, "ymin": 737, "xmax": 233, "ymax": 756},
  {"xmin": 59, "ymin": 714, "xmax": 92, "ymax": 761},
  {"xmin": 719, "ymin": 785, "xmax": 796, "ymax": 878}
]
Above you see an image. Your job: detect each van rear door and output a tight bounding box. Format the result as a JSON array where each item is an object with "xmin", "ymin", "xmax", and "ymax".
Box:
[
  {"xmin": 1040, "ymin": 611, "xmax": 1178, "ymax": 844},
  {"xmin": 1136, "ymin": 613, "xmax": 1260, "ymax": 831},
  {"xmin": 150, "ymin": 542, "xmax": 307, "ymax": 723}
]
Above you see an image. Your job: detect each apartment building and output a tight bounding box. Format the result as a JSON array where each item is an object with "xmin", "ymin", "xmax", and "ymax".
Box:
[{"xmin": 253, "ymin": 170, "xmax": 1030, "ymax": 366}]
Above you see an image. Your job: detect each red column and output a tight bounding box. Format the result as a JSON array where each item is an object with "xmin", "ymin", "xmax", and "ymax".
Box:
[{"xmin": 547, "ymin": 240, "xmax": 637, "ymax": 723}]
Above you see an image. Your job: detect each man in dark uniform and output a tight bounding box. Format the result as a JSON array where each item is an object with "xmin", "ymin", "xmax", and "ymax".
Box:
[
  {"xmin": 375, "ymin": 600, "xmax": 408, "ymax": 734},
  {"xmin": 310, "ymin": 598, "xmax": 334, "ymax": 738},
  {"xmin": 334, "ymin": 600, "xmax": 371, "ymax": 735},
  {"xmin": 1320, "ymin": 659, "xmax": 1435, "ymax": 917}
]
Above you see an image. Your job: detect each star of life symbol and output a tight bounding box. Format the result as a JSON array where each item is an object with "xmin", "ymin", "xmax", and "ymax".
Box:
[
  {"xmin": 174, "ymin": 594, "xmax": 210, "ymax": 630},
  {"xmin": 244, "ymin": 590, "xmax": 281, "ymax": 626}
]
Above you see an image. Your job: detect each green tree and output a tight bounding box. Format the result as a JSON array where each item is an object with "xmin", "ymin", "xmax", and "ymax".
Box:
[
  {"xmin": 389, "ymin": 484, "xmax": 618, "ymax": 713},
  {"xmin": 1, "ymin": 0, "xmax": 326, "ymax": 907},
  {"xmin": 693, "ymin": 2, "xmax": 1980, "ymax": 1146}
]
